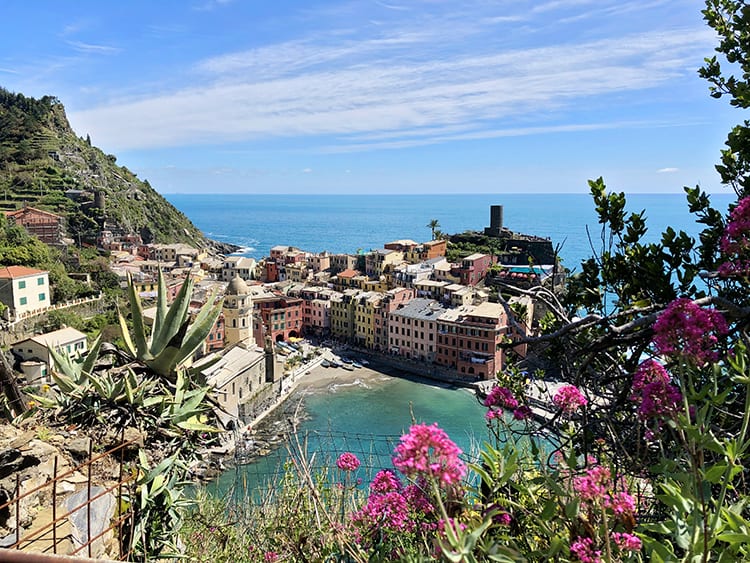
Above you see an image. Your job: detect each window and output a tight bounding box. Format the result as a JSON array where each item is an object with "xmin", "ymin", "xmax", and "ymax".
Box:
[
  {"xmin": 20, "ymin": 297, "xmax": 27, "ymax": 306},
  {"xmin": 18, "ymin": 280, "xmax": 26, "ymax": 289},
  {"xmin": 39, "ymin": 293, "xmax": 46, "ymax": 301},
  {"xmin": 37, "ymin": 277, "xmax": 45, "ymax": 286}
]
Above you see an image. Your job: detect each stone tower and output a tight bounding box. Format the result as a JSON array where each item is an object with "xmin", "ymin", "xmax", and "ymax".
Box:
[{"xmin": 223, "ymin": 275, "xmax": 253, "ymax": 345}]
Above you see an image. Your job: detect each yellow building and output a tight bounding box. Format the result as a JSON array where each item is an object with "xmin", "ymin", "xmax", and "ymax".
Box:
[
  {"xmin": 353, "ymin": 291, "xmax": 381, "ymax": 349},
  {"xmin": 329, "ymin": 289, "xmax": 359, "ymax": 342}
]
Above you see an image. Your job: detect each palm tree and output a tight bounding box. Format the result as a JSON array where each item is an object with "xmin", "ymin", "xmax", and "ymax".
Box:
[{"xmin": 427, "ymin": 219, "xmax": 440, "ymax": 240}]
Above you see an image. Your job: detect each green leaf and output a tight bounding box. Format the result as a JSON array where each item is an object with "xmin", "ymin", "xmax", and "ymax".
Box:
[
  {"xmin": 125, "ymin": 272, "xmax": 150, "ymax": 359},
  {"xmin": 176, "ymin": 417, "xmax": 221, "ymax": 432}
]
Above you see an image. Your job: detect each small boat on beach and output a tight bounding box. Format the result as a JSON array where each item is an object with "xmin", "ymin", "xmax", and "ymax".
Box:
[{"xmin": 321, "ymin": 359, "xmax": 331, "ymax": 368}]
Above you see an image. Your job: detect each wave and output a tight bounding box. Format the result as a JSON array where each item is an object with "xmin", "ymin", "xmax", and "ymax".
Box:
[{"xmin": 327, "ymin": 379, "xmax": 371, "ymax": 393}]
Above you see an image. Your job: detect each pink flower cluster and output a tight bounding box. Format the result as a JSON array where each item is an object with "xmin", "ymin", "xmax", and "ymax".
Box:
[
  {"xmin": 652, "ymin": 298, "xmax": 728, "ymax": 366},
  {"xmin": 553, "ymin": 385, "xmax": 588, "ymax": 414},
  {"xmin": 718, "ymin": 196, "xmax": 750, "ymax": 278},
  {"xmin": 336, "ymin": 452, "xmax": 361, "ymax": 472},
  {"xmin": 484, "ymin": 386, "xmax": 518, "ymax": 409},
  {"xmin": 392, "ymin": 423, "xmax": 466, "ymax": 486},
  {"xmin": 570, "ymin": 536, "xmax": 602, "ymax": 563},
  {"xmin": 612, "ymin": 532, "xmax": 642, "ymax": 552},
  {"xmin": 484, "ymin": 386, "xmax": 533, "ymax": 421},
  {"xmin": 573, "ymin": 464, "xmax": 637, "ymax": 517},
  {"xmin": 352, "ymin": 470, "xmax": 436, "ymax": 543},
  {"xmin": 630, "ymin": 360, "xmax": 682, "ymax": 420}
]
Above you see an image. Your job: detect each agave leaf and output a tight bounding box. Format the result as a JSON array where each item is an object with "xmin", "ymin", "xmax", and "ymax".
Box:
[
  {"xmin": 126, "ymin": 273, "xmax": 150, "ymax": 359},
  {"xmin": 170, "ymin": 391, "xmax": 208, "ymax": 423},
  {"xmin": 150, "ymin": 277, "xmax": 194, "ymax": 357},
  {"xmin": 87, "ymin": 373, "xmax": 109, "ymax": 398},
  {"xmin": 124, "ymin": 371, "xmax": 135, "ymax": 404},
  {"xmin": 118, "ymin": 308, "xmax": 137, "ymax": 358},
  {"xmin": 27, "ymin": 393, "xmax": 58, "ymax": 408},
  {"xmin": 50, "ymin": 370, "xmax": 79, "ymax": 394},
  {"xmin": 48, "ymin": 345, "xmax": 81, "ymax": 381},
  {"xmin": 176, "ymin": 416, "xmax": 222, "ymax": 432},
  {"xmin": 147, "ymin": 319, "xmax": 190, "ymax": 378},
  {"xmin": 171, "ymin": 298, "xmax": 224, "ymax": 370},
  {"xmin": 174, "ymin": 369, "xmax": 187, "ymax": 406},
  {"xmin": 81, "ymin": 333, "xmax": 103, "ymax": 375},
  {"xmin": 152, "ymin": 269, "xmax": 168, "ymax": 348}
]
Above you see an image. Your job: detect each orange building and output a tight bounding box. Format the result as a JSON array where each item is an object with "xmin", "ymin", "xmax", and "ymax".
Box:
[{"xmin": 5, "ymin": 205, "xmax": 64, "ymax": 244}]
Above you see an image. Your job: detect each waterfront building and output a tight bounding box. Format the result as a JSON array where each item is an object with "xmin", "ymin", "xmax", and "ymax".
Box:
[
  {"xmin": 353, "ymin": 291, "xmax": 382, "ymax": 349},
  {"xmin": 0, "ymin": 266, "xmax": 51, "ymax": 320},
  {"xmin": 435, "ymin": 301, "xmax": 522, "ymax": 380},
  {"xmin": 329, "ymin": 289, "xmax": 359, "ymax": 342},
  {"xmin": 374, "ymin": 287, "xmax": 416, "ymax": 351},
  {"xmin": 387, "ymin": 298, "xmax": 444, "ymax": 362},
  {"xmin": 252, "ymin": 293, "xmax": 304, "ymax": 344},
  {"xmin": 221, "ymin": 256, "xmax": 257, "ymax": 282},
  {"xmin": 12, "ymin": 327, "xmax": 88, "ymax": 384}
]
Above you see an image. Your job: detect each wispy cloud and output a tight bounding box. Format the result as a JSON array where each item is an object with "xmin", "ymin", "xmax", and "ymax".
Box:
[
  {"xmin": 68, "ymin": 3, "xmax": 712, "ymax": 153},
  {"xmin": 657, "ymin": 167, "xmax": 679, "ymax": 173},
  {"xmin": 67, "ymin": 40, "xmax": 121, "ymax": 55},
  {"xmin": 0, "ymin": 67, "xmax": 19, "ymax": 74}
]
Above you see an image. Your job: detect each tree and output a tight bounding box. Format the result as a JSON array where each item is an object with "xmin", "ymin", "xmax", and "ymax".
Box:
[
  {"xmin": 427, "ymin": 218, "xmax": 440, "ymax": 240},
  {"xmin": 700, "ymin": 0, "xmax": 750, "ymax": 197}
]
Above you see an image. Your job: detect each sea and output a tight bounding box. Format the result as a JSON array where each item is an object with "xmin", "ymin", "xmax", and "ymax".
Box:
[{"xmin": 165, "ymin": 192, "xmax": 734, "ymax": 491}]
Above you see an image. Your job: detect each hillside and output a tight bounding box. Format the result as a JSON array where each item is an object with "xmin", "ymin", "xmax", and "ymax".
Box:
[{"xmin": 0, "ymin": 88, "xmax": 227, "ymax": 249}]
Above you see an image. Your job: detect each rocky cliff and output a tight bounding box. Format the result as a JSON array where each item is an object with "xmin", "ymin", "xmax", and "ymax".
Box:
[{"xmin": 0, "ymin": 87, "xmax": 235, "ymax": 252}]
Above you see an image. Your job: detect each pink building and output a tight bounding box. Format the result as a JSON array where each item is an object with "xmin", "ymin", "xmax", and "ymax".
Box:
[
  {"xmin": 457, "ymin": 253, "xmax": 495, "ymax": 286},
  {"xmin": 387, "ymin": 298, "xmax": 444, "ymax": 362},
  {"xmin": 435, "ymin": 302, "xmax": 520, "ymax": 380}
]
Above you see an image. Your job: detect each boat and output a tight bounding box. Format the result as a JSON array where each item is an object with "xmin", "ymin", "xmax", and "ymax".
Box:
[
  {"xmin": 351, "ymin": 362, "xmax": 363, "ymax": 369},
  {"xmin": 340, "ymin": 357, "xmax": 353, "ymax": 364},
  {"xmin": 341, "ymin": 363, "xmax": 355, "ymax": 371},
  {"xmin": 321, "ymin": 359, "xmax": 331, "ymax": 368}
]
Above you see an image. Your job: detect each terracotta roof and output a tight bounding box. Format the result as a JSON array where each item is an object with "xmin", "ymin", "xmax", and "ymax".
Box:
[
  {"xmin": 0, "ymin": 266, "xmax": 47, "ymax": 279},
  {"xmin": 337, "ymin": 268, "xmax": 359, "ymax": 278},
  {"xmin": 5, "ymin": 206, "xmax": 62, "ymax": 219}
]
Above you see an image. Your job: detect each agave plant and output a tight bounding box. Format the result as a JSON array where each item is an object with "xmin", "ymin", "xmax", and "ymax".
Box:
[{"xmin": 118, "ymin": 270, "xmax": 223, "ymax": 381}]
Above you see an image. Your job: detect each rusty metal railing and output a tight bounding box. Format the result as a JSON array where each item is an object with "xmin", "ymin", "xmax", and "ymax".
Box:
[{"xmin": 0, "ymin": 435, "xmax": 138, "ymax": 560}]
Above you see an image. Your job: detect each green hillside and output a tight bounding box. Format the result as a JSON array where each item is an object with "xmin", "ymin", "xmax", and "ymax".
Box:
[{"xmin": 0, "ymin": 88, "xmax": 209, "ymax": 247}]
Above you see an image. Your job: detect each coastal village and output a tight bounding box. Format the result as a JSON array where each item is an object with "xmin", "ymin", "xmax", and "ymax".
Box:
[{"xmin": 1, "ymin": 203, "xmax": 558, "ymax": 436}]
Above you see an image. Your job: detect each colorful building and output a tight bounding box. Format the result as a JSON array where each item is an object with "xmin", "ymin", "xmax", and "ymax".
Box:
[
  {"xmin": 0, "ymin": 266, "xmax": 51, "ymax": 320},
  {"xmin": 457, "ymin": 253, "xmax": 495, "ymax": 286},
  {"xmin": 387, "ymin": 298, "xmax": 444, "ymax": 362}
]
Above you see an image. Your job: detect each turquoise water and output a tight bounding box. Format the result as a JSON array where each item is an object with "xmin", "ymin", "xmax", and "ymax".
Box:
[{"xmin": 209, "ymin": 373, "xmax": 487, "ymax": 496}]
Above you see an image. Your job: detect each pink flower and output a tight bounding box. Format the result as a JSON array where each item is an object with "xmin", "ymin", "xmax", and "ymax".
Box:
[
  {"xmin": 370, "ymin": 469, "xmax": 402, "ymax": 493},
  {"xmin": 336, "ymin": 452, "xmax": 361, "ymax": 472},
  {"xmin": 652, "ymin": 298, "xmax": 728, "ymax": 366},
  {"xmin": 719, "ymin": 196, "xmax": 750, "ymax": 278},
  {"xmin": 484, "ymin": 386, "xmax": 518, "ymax": 409},
  {"xmin": 605, "ymin": 491, "xmax": 637, "ymax": 516},
  {"xmin": 392, "ymin": 423, "xmax": 466, "ymax": 486},
  {"xmin": 570, "ymin": 536, "xmax": 602, "ymax": 563},
  {"xmin": 553, "ymin": 385, "xmax": 588, "ymax": 414},
  {"xmin": 612, "ymin": 532, "xmax": 642, "ymax": 552},
  {"xmin": 512, "ymin": 405, "xmax": 533, "ymax": 420},
  {"xmin": 630, "ymin": 360, "xmax": 682, "ymax": 420},
  {"xmin": 573, "ymin": 465, "xmax": 611, "ymax": 502},
  {"xmin": 264, "ymin": 552, "xmax": 279, "ymax": 563},
  {"xmin": 352, "ymin": 490, "xmax": 411, "ymax": 532}
]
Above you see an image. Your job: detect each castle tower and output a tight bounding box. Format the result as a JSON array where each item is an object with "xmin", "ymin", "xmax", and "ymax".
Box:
[
  {"xmin": 223, "ymin": 275, "xmax": 253, "ymax": 345},
  {"xmin": 484, "ymin": 204, "xmax": 504, "ymax": 237}
]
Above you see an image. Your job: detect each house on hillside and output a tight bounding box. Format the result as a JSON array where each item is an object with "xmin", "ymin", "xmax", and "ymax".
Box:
[
  {"xmin": 0, "ymin": 266, "xmax": 51, "ymax": 320},
  {"xmin": 5, "ymin": 205, "xmax": 65, "ymax": 245},
  {"xmin": 11, "ymin": 327, "xmax": 88, "ymax": 385}
]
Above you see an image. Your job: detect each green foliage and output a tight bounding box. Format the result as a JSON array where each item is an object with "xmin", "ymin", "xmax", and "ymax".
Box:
[{"xmin": 118, "ymin": 270, "xmax": 223, "ymax": 381}]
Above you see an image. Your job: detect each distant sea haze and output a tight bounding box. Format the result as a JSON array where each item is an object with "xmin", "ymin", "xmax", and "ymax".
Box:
[{"xmin": 166, "ymin": 193, "xmax": 734, "ymax": 270}]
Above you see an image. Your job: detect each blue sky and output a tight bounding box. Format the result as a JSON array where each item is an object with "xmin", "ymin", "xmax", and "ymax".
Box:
[{"xmin": 0, "ymin": 0, "xmax": 738, "ymax": 194}]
